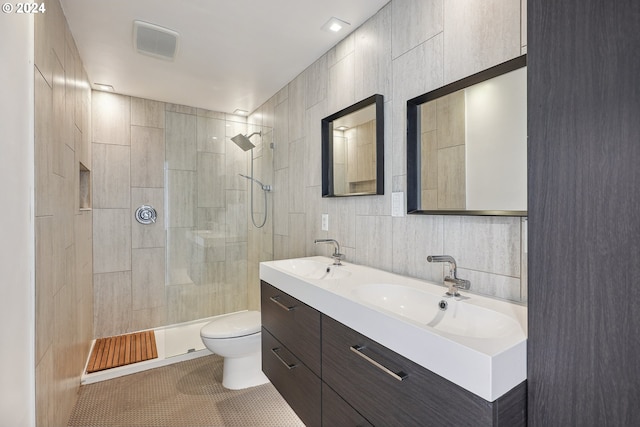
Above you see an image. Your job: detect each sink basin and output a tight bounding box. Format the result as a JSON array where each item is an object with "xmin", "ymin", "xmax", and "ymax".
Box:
[
  {"xmin": 272, "ymin": 258, "xmax": 351, "ymax": 280},
  {"xmin": 353, "ymin": 283, "xmax": 520, "ymax": 339}
]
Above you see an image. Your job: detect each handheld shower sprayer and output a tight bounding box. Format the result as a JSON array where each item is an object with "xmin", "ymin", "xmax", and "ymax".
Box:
[{"xmin": 230, "ymin": 130, "xmax": 271, "ymax": 228}]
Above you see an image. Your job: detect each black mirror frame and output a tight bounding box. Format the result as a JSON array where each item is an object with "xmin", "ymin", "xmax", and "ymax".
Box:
[
  {"xmin": 321, "ymin": 94, "xmax": 384, "ymax": 197},
  {"xmin": 406, "ymin": 55, "xmax": 527, "ymax": 216}
]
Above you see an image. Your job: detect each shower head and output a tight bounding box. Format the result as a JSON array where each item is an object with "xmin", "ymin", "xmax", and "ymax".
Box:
[{"xmin": 231, "ymin": 131, "xmax": 261, "ymax": 151}]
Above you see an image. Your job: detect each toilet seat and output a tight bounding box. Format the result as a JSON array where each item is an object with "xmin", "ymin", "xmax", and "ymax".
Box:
[{"xmin": 200, "ymin": 310, "xmax": 261, "ymax": 339}]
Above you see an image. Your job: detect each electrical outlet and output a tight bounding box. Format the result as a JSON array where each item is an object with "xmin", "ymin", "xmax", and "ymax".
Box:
[
  {"xmin": 321, "ymin": 214, "xmax": 329, "ymax": 231},
  {"xmin": 392, "ymin": 192, "xmax": 405, "ymax": 217}
]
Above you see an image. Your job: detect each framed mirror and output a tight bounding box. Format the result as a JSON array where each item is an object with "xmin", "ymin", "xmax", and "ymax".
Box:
[
  {"xmin": 322, "ymin": 94, "xmax": 384, "ymax": 197},
  {"xmin": 407, "ymin": 55, "xmax": 527, "ymax": 216}
]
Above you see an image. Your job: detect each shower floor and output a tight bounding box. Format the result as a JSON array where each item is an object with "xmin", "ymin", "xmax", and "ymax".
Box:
[{"xmin": 81, "ymin": 315, "xmax": 222, "ymax": 385}]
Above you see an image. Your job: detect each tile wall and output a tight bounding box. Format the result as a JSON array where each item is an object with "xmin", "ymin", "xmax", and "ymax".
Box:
[
  {"xmin": 261, "ymin": 0, "xmax": 529, "ymax": 303},
  {"xmin": 34, "ymin": 0, "xmax": 93, "ymax": 425}
]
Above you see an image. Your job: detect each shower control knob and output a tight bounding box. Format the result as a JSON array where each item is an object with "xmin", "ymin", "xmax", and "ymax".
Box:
[{"xmin": 135, "ymin": 205, "xmax": 157, "ymax": 225}]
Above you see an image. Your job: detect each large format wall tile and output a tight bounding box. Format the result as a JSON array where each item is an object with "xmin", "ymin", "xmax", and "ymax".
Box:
[
  {"xmin": 131, "ymin": 126, "xmax": 165, "ymax": 188},
  {"xmin": 354, "ymin": 3, "xmax": 392, "ymax": 101},
  {"xmin": 443, "ymin": 216, "xmax": 521, "ymax": 277},
  {"xmin": 443, "ymin": 0, "xmax": 521, "ymax": 83},
  {"xmin": 93, "ymin": 271, "xmax": 132, "ymax": 337},
  {"xmin": 93, "ymin": 209, "xmax": 131, "ymax": 274},
  {"xmin": 197, "ymin": 116, "xmax": 226, "ymax": 153},
  {"xmin": 167, "ymin": 170, "xmax": 196, "ymax": 228},
  {"xmin": 92, "ymin": 92, "xmax": 131, "ymax": 145},
  {"xmin": 132, "ymin": 248, "xmax": 166, "ymax": 311},
  {"xmin": 391, "ymin": 0, "xmax": 443, "ymax": 59},
  {"xmin": 197, "ymin": 152, "xmax": 225, "ymax": 208},
  {"xmin": 92, "ymin": 143, "xmax": 130, "ymax": 208},
  {"xmin": 131, "ymin": 97, "xmax": 165, "ymax": 128},
  {"xmin": 166, "ymin": 111, "xmax": 197, "ymax": 171}
]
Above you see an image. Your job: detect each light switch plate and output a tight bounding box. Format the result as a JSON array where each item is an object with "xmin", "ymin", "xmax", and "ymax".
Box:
[{"xmin": 321, "ymin": 213, "xmax": 329, "ymax": 231}]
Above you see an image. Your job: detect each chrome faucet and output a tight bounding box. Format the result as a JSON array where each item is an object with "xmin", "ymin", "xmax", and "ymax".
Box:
[
  {"xmin": 314, "ymin": 239, "xmax": 343, "ymax": 265},
  {"xmin": 427, "ymin": 255, "xmax": 470, "ymax": 297}
]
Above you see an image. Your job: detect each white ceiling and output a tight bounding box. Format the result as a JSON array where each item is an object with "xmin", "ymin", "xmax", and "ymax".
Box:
[{"xmin": 60, "ymin": 0, "xmax": 389, "ymax": 115}]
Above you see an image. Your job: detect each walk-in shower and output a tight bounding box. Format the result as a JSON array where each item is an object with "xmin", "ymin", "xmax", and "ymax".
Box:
[{"xmin": 231, "ymin": 131, "xmax": 271, "ymax": 228}]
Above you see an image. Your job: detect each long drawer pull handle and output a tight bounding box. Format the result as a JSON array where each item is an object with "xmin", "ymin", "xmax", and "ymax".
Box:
[
  {"xmin": 269, "ymin": 295, "xmax": 296, "ymax": 311},
  {"xmin": 350, "ymin": 345, "xmax": 408, "ymax": 381},
  {"xmin": 271, "ymin": 347, "xmax": 298, "ymax": 370}
]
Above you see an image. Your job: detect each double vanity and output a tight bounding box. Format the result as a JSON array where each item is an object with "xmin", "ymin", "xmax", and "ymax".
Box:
[{"xmin": 259, "ymin": 256, "xmax": 527, "ymax": 426}]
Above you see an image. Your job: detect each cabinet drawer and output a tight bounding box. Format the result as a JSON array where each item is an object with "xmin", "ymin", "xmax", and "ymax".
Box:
[
  {"xmin": 323, "ymin": 382, "xmax": 373, "ymax": 427},
  {"xmin": 261, "ymin": 280, "xmax": 321, "ymax": 376},
  {"xmin": 261, "ymin": 328, "xmax": 321, "ymax": 427},
  {"xmin": 322, "ymin": 316, "xmax": 495, "ymax": 427}
]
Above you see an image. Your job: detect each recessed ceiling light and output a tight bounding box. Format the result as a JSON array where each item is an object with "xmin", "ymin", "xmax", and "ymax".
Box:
[
  {"xmin": 233, "ymin": 109, "xmax": 249, "ymax": 116},
  {"xmin": 336, "ymin": 126, "xmax": 349, "ymax": 131},
  {"xmin": 94, "ymin": 83, "xmax": 114, "ymax": 92},
  {"xmin": 321, "ymin": 17, "xmax": 350, "ymax": 33}
]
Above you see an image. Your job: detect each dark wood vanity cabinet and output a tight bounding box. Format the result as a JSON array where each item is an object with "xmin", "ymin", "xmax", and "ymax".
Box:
[
  {"xmin": 322, "ymin": 316, "xmax": 525, "ymax": 427},
  {"xmin": 260, "ymin": 281, "xmax": 322, "ymax": 426},
  {"xmin": 260, "ymin": 280, "xmax": 526, "ymax": 427},
  {"xmin": 260, "ymin": 281, "xmax": 321, "ymax": 376}
]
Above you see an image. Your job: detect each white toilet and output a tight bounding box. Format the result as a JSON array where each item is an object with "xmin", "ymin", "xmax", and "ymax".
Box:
[{"xmin": 200, "ymin": 310, "xmax": 269, "ymax": 390}]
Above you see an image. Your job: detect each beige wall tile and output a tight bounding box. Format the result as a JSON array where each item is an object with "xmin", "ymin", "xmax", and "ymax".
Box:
[
  {"xmin": 132, "ymin": 248, "xmax": 166, "ymax": 310},
  {"xmin": 392, "ymin": 34, "xmax": 444, "ymax": 179},
  {"xmin": 131, "ymin": 126, "xmax": 165, "ymax": 188},
  {"xmin": 328, "ymin": 52, "xmax": 355, "ymax": 113},
  {"xmin": 288, "ymin": 141, "xmax": 305, "ymax": 213},
  {"xmin": 52, "ymin": 56, "xmax": 65, "ymax": 177},
  {"xmin": 273, "ymin": 100, "xmax": 289, "ymax": 171},
  {"xmin": 167, "ymin": 170, "xmax": 195, "ymax": 228},
  {"xmin": 287, "ymin": 75, "xmax": 305, "ymax": 141},
  {"xmin": 93, "ymin": 271, "xmax": 132, "ymax": 337},
  {"xmin": 197, "ymin": 152, "xmax": 225, "ymax": 208},
  {"xmin": 197, "ymin": 116, "xmax": 226, "ymax": 153},
  {"xmin": 167, "ymin": 228, "xmax": 194, "ymax": 286},
  {"xmin": 304, "ymin": 101, "xmax": 326, "ymax": 188},
  {"xmin": 131, "ymin": 97, "xmax": 165, "ymax": 128},
  {"xmin": 131, "ymin": 188, "xmax": 165, "ymax": 248},
  {"xmin": 93, "ymin": 208, "xmax": 131, "ymax": 274},
  {"xmin": 328, "ymin": 32, "xmax": 354, "ymax": 67},
  {"xmin": 354, "ymin": 215, "xmax": 393, "ymax": 271},
  {"xmin": 166, "ymin": 111, "xmax": 196, "ymax": 170},
  {"xmin": 392, "ymin": 215, "xmax": 444, "ymax": 282},
  {"xmin": 306, "ymin": 54, "xmax": 328, "ymax": 109},
  {"xmin": 92, "ymin": 91, "xmax": 131, "ymax": 145},
  {"xmin": 226, "ymin": 190, "xmax": 248, "ymax": 243},
  {"xmin": 35, "ymin": 68, "xmax": 54, "ymax": 217},
  {"xmin": 444, "ymin": 216, "xmax": 521, "ymax": 277},
  {"xmin": 288, "ymin": 213, "xmax": 306, "ymax": 258},
  {"xmin": 273, "ymin": 168, "xmax": 289, "ymax": 235},
  {"xmin": 443, "ymin": 0, "xmax": 521, "ymax": 83},
  {"xmin": 354, "ymin": 3, "xmax": 393, "ymax": 101},
  {"xmin": 92, "ymin": 143, "xmax": 130, "ymax": 208},
  {"xmin": 391, "ymin": 0, "xmax": 443, "ymax": 59}
]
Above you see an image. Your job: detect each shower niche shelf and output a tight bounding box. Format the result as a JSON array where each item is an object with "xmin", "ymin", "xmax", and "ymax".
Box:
[{"xmin": 79, "ymin": 162, "xmax": 91, "ymax": 210}]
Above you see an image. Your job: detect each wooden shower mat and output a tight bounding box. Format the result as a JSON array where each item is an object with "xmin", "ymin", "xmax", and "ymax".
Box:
[{"xmin": 86, "ymin": 331, "xmax": 158, "ymax": 373}]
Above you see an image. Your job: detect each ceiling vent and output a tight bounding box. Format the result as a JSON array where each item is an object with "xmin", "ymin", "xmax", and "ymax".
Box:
[{"xmin": 133, "ymin": 20, "xmax": 179, "ymax": 61}]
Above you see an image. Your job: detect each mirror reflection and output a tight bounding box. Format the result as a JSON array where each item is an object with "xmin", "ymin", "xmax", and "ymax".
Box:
[
  {"xmin": 322, "ymin": 94, "xmax": 384, "ymax": 197},
  {"xmin": 407, "ymin": 56, "xmax": 527, "ymax": 215}
]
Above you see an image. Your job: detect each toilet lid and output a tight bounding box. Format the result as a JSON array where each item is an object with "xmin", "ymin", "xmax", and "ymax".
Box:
[{"xmin": 200, "ymin": 310, "xmax": 261, "ymax": 339}]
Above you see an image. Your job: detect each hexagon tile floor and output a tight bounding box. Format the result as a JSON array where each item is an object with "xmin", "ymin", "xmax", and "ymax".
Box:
[{"xmin": 68, "ymin": 355, "xmax": 304, "ymax": 427}]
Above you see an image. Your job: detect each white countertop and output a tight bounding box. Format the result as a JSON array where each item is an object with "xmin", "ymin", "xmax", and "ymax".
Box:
[{"xmin": 260, "ymin": 256, "xmax": 527, "ymax": 402}]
